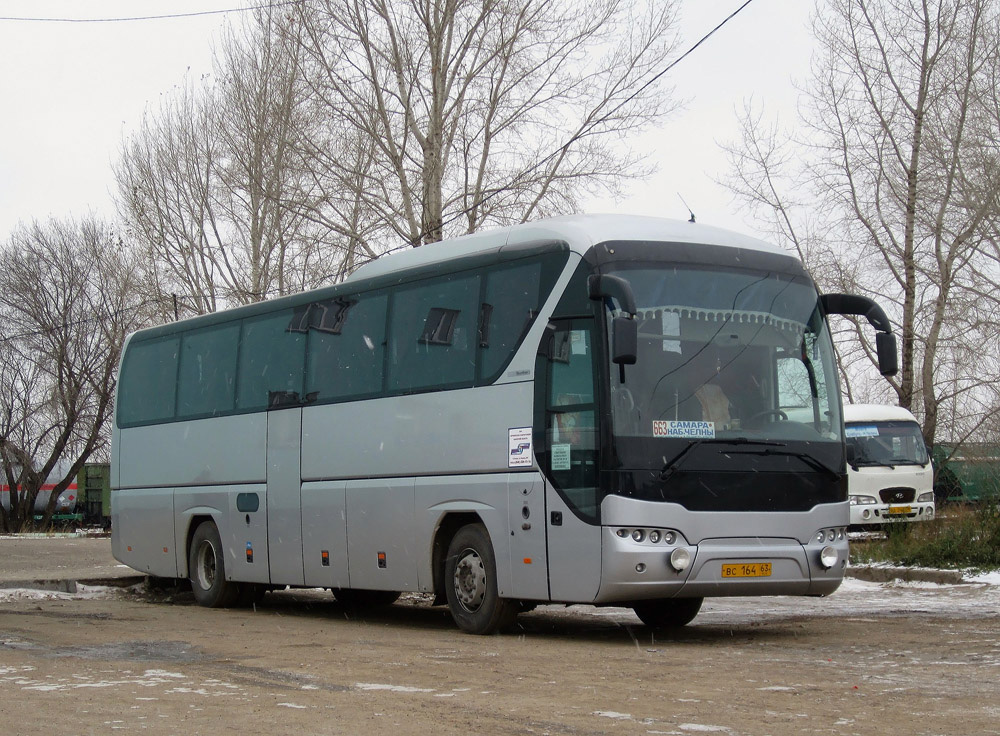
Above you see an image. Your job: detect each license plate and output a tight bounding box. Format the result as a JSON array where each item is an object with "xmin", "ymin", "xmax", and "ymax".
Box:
[
  {"xmin": 887, "ymin": 506, "xmax": 912, "ymax": 515},
  {"xmin": 721, "ymin": 562, "xmax": 772, "ymax": 578}
]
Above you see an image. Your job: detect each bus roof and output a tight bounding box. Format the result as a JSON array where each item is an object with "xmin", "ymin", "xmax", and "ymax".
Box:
[
  {"xmin": 349, "ymin": 214, "xmax": 791, "ymax": 282},
  {"xmin": 843, "ymin": 403, "xmax": 919, "ymax": 424}
]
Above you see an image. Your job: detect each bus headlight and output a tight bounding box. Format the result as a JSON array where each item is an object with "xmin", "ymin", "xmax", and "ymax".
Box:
[
  {"xmin": 631, "ymin": 529, "xmax": 645, "ymax": 543},
  {"xmin": 819, "ymin": 545, "xmax": 839, "ymax": 569},
  {"xmin": 669, "ymin": 547, "xmax": 691, "ymax": 572}
]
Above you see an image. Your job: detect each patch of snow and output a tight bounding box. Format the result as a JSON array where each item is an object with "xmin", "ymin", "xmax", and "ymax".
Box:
[
  {"xmin": 679, "ymin": 725, "xmax": 731, "ymax": 733},
  {"xmin": 355, "ymin": 682, "xmax": 435, "ymax": 694}
]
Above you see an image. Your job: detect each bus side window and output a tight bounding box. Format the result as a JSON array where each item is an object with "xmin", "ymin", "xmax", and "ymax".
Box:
[
  {"xmin": 306, "ymin": 293, "xmax": 387, "ymax": 401},
  {"xmin": 177, "ymin": 323, "xmax": 240, "ymax": 419},
  {"xmin": 118, "ymin": 335, "xmax": 180, "ymax": 426},
  {"xmin": 545, "ymin": 323, "xmax": 599, "ymax": 520},
  {"xmin": 479, "ymin": 261, "xmax": 543, "ymax": 382},
  {"xmin": 387, "ymin": 273, "xmax": 480, "ymax": 392},
  {"xmin": 236, "ymin": 310, "xmax": 305, "ymax": 411}
]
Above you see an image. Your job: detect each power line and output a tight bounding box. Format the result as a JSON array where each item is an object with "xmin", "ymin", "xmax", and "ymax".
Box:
[{"xmin": 0, "ymin": 0, "xmax": 301, "ymax": 24}]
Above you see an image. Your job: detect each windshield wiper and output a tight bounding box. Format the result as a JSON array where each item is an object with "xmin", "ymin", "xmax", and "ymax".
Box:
[
  {"xmin": 726, "ymin": 448, "xmax": 841, "ymax": 481},
  {"xmin": 659, "ymin": 438, "xmax": 785, "ymax": 482}
]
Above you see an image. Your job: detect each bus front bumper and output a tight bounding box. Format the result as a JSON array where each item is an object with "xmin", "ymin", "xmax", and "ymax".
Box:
[{"xmin": 594, "ymin": 527, "xmax": 848, "ymax": 603}]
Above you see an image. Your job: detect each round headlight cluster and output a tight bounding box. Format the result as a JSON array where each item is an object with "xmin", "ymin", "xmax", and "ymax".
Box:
[
  {"xmin": 814, "ymin": 527, "xmax": 847, "ymax": 543},
  {"xmin": 616, "ymin": 528, "xmax": 679, "ymax": 545}
]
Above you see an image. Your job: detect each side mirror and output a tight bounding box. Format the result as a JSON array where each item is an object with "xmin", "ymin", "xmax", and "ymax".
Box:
[
  {"xmin": 612, "ymin": 316, "xmax": 637, "ymax": 366},
  {"xmin": 821, "ymin": 292, "xmax": 898, "ymax": 377},
  {"xmin": 876, "ymin": 331, "xmax": 898, "ymax": 377}
]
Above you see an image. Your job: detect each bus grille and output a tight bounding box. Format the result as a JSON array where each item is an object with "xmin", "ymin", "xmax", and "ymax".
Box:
[{"xmin": 879, "ymin": 487, "xmax": 915, "ymax": 504}]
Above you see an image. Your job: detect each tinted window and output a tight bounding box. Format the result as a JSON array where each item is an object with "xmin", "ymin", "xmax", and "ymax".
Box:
[
  {"xmin": 479, "ymin": 261, "xmax": 543, "ymax": 381},
  {"xmin": 237, "ymin": 310, "xmax": 306, "ymax": 411},
  {"xmin": 177, "ymin": 323, "xmax": 240, "ymax": 418},
  {"xmin": 117, "ymin": 336, "xmax": 179, "ymax": 426},
  {"xmin": 307, "ymin": 292, "xmax": 387, "ymax": 400},
  {"xmin": 387, "ymin": 273, "xmax": 480, "ymax": 392}
]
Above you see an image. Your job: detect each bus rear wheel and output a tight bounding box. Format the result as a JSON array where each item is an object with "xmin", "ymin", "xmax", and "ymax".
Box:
[
  {"xmin": 445, "ymin": 524, "xmax": 517, "ymax": 635},
  {"xmin": 632, "ymin": 597, "xmax": 703, "ymax": 628},
  {"xmin": 188, "ymin": 521, "xmax": 240, "ymax": 608}
]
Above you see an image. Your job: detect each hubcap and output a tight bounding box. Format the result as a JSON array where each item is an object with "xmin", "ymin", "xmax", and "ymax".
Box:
[
  {"xmin": 453, "ymin": 547, "xmax": 487, "ymax": 613},
  {"xmin": 195, "ymin": 541, "xmax": 217, "ymax": 591}
]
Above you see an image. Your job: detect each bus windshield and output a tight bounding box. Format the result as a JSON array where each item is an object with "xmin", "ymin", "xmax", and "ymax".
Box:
[
  {"xmin": 846, "ymin": 421, "xmax": 929, "ymax": 468},
  {"xmin": 604, "ymin": 263, "xmax": 842, "ymax": 471}
]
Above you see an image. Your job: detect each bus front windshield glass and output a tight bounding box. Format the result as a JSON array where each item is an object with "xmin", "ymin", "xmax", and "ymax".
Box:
[
  {"xmin": 605, "ymin": 264, "xmax": 842, "ymax": 471},
  {"xmin": 846, "ymin": 422, "xmax": 929, "ymax": 467}
]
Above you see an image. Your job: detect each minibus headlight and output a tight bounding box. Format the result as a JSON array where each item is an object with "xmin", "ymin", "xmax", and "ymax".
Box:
[
  {"xmin": 819, "ymin": 546, "xmax": 839, "ymax": 569},
  {"xmin": 917, "ymin": 492, "xmax": 934, "ymax": 503}
]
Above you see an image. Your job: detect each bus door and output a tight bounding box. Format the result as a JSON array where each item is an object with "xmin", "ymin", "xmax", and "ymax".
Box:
[
  {"xmin": 541, "ymin": 321, "xmax": 603, "ymax": 602},
  {"xmin": 266, "ymin": 405, "xmax": 305, "ymax": 586}
]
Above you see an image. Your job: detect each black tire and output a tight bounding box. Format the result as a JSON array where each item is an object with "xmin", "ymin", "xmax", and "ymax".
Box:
[
  {"xmin": 632, "ymin": 597, "xmax": 703, "ymax": 628},
  {"xmin": 333, "ymin": 589, "xmax": 401, "ymax": 608},
  {"xmin": 188, "ymin": 521, "xmax": 240, "ymax": 608},
  {"xmin": 444, "ymin": 524, "xmax": 518, "ymax": 635}
]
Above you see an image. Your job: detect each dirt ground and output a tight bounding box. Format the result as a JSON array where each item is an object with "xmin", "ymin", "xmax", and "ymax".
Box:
[{"xmin": 1, "ymin": 537, "xmax": 998, "ymax": 735}]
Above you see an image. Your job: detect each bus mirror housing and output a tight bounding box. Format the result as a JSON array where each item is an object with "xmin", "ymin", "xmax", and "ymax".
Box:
[
  {"xmin": 875, "ymin": 331, "xmax": 898, "ymax": 377},
  {"xmin": 820, "ymin": 293, "xmax": 898, "ymax": 377},
  {"xmin": 612, "ymin": 316, "xmax": 637, "ymax": 366},
  {"xmin": 588, "ymin": 274, "xmax": 637, "ymax": 316}
]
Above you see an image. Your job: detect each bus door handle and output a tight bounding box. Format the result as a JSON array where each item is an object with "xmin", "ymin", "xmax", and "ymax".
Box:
[{"xmin": 550, "ymin": 511, "xmax": 563, "ymax": 526}]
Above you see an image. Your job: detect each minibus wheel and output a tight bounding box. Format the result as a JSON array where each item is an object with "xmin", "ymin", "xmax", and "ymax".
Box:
[
  {"xmin": 632, "ymin": 597, "xmax": 703, "ymax": 628},
  {"xmin": 188, "ymin": 521, "xmax": 240, "ymax": 608},
  {"xmin": 445, "ymin": 524, "xmax": 517, "ymax": 634}
]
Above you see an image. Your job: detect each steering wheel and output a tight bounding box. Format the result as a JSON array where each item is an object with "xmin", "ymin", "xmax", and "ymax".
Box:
[{"xmin": 746, "ymin": 409, "xmax": 788, "ymax": 427}]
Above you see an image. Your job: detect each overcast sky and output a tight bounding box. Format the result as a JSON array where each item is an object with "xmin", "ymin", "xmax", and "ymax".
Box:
[{"xmin": 0, "ymin": 0, "xmax": 813, "ymax": 241}]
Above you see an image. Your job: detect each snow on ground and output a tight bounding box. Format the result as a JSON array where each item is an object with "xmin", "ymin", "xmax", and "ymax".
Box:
[{"xmin": 1, "ymin": 574, "xmax": 997, "ymax": 623}]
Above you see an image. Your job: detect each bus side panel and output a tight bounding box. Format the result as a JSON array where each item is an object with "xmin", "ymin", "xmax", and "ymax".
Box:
[
  {"xmin": 111, "ymin": 487, "xmax": 178, "ymax": 578},
  {"xmin": 414, "ymin": 474, "xmax": 522, "ymax": 597},
  {"xmin": 301, "ymin": 383, "xmax": 534, "ymax": 481},
  {"xmin": 173, "ymin": 486, "xmax": 269, "ymax": 584},
  {"xmin": 545, "ymin": 487, "xmax": 603, "ymax": 603},
  {"xmin": 301, "ymin": 481, "xmax": 349, "ymax": 589},
  {"xmin": 507, "ymin": 473, "xmax": 549, "ymax": 601},
  {"xmin": 346, "ymin": 478, "xmax": 418, "ymax": 592},
  {"xmin": 117, "ymin": 414, "xmax": 267, "ymax": 489}
]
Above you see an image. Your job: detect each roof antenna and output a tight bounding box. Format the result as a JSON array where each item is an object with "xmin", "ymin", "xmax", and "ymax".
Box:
[{"xmin": 677, "ymin": 193, "xmax": 696, "ymax": 223}]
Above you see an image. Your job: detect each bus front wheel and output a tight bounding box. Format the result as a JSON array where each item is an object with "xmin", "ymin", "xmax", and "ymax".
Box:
[
  {"xmin": 632, "ymin": 597, "xmax": 703, "ymax": 628},
  {"xmin": 445, "ymin": 524, "xmax": 517, "ymax": 635},
  {"xmin": 188, "ymin": 521, "xmax": 240, "ymax": 608}
]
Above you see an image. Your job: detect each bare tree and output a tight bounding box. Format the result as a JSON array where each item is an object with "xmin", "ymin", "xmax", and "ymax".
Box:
[
  {"xmin": 293, "ymin": 0, "xmax": 681, "ymax": 247},
  {"xmin": 721, "ymin": 0, "xmax": 1000, "ymax": 447},
  {"xmin": 0, "ymin": 218, "xmax": 150, "ymax": 531},
  {"xmin": 116, "ymin": 6, "xmax": 330, "ymax": 316}
]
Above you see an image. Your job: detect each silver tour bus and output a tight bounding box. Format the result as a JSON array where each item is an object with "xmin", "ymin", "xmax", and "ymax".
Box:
[{"xmin": 111, "ymin": 215, "xmax": 897, "ymax": 634}]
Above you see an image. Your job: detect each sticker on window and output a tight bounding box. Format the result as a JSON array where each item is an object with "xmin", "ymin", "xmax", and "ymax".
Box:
[
  {"xmin": 508, "ymin": 427, "xmax": 533, "ymax": 467},
  {"xmin": 845, "ymin": 425, "xmax": 880, "ymax": 438},
  {"xmin": 653, "ymin": 420, "xmax": 716, "ymax": 439},
  {"xmin": 551, "ymin": 443, "xmax": 571, "ymax": 471}
]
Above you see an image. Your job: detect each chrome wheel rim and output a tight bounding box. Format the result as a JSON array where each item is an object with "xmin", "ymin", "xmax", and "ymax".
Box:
[
  {"xmin": 453, "ymin": 547, "xmax": 487, "ymax": 613},
  {"xmin": 195, "ymin": 541, "xmax": 217, "ymax": 591}
]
